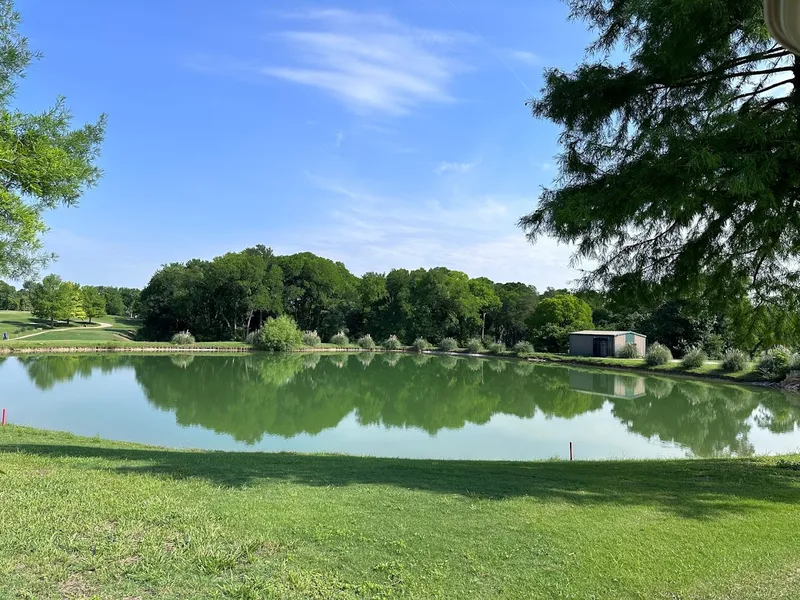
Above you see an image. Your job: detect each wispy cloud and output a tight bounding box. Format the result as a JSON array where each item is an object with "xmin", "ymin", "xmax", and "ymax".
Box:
[
  {"xmin": 334, "ymin": 130, "xmax": 344, "ymax": 147},
  {"xmin": 506, "ymin": 49, "xmax": 542, "ymax": 66},
  {"xmin": 262, "ymin": 9, "xmax": 473, "ymax": 115},
  {"xmin": 435, "ymin": 160, "xmax": 478, "ymax": 174},
  {"xmin": 270, "ymin": 178, "xmax": 580, "ymax": 288}
]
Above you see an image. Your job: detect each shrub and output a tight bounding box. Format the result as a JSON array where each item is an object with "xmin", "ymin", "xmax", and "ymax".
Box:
[
  {"xmin": 439, "ymin": 337, "xmax": 459, "ymax": 352},
  {"xmin": 302, "ymin": 330, "xmax": 321, "ymax": 347},
  {"xmin": 486, "ymin": 341, "xmax": 506, "ymax": 355},
  {"xmin": 465, "ymin": 338, "xmax": 484, "ymax": 354},
  {"xmin": 358, "ymin": 334, "xmax": 376, "ymax": 350},
  {"xmin": 382, "ymin": 335, "xmax": 402, "ymax": 350},
  {"xmin": 722, "ymin": 348, "xmax": 749, "ymax": 372},
  {"xmin": 171, "ymin": 331, "xmax": 195, "ymax": 345},
  {"xmin": 513, "ymin": 341, "xmax": 535, "ymax": 355},
  {"xmin": 645, "ymin": 343, "xmax": 672, "ymax": 366},
  {"xmin": 330, "ymin": 331, "xmax": 349, "ymax": 346},
  {"xmin": 412, "ymin": 337, "xmax": 430, "ymax": 353},
  {"xmin": 681, "ymin": 346, "xmax": 707, "ymax": 369},
  {"xmin": 253, "ymin": 315, "xmax": 303, "ymax": 351},
  {"xmin": 758, "ymin": 346, "xmax": 794, "ymax": 380},
  {"xmin": 616, "ymin": 342, "xmax": 640, "ymax": 359}
]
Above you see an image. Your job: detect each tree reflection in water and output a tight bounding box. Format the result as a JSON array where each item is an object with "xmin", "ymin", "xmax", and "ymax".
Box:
[{"xmin": 14, "ymin": 353, "xmax": 800, "ymax": 456}]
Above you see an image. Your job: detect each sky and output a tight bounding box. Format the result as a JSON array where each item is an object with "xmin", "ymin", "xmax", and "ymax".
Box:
[{"xmin": 14, "ymin": 0, "xmax": 593, "ymax": 290}]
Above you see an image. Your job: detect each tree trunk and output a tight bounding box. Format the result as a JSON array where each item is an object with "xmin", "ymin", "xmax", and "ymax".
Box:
[
  {"xmin": 482, "ymin": 313, "xmax": 487, "ymax": 339},
  {"xmin": 246, "ymin": 310, "xmax": 254, "ymax": 339}
]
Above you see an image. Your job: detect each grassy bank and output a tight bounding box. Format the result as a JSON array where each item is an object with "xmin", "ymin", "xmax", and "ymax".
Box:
[{"xmin": 1, "ymin": 427, "xmax": 799, "ymax": 599}]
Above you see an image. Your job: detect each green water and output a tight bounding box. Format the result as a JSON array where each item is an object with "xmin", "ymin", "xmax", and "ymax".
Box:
[{"xmin": 2, "ymin": 353, "xmax": 799, "ymax": 459}]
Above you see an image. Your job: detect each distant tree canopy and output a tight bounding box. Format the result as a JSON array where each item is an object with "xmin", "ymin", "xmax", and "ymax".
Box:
[
  {"xmin": 0, "ymin": 279, "xmax": 29, "ymax": 310},
  {"xmin": 522, "ymin": 0, "xmax": 800, "ymax": 311},
  {"xmin": 137, "ymin": 247, "xmax": 539, "ymax": 344},
  {"xmin": 133, "ymin": 246, "xmax": 800, "ymax": 354},
  {"xmin": 97, "ymin": 286, "xmax": 140, "ymax": 317},
  {"xmin": 0, "ymin": 0, "xmax": 105, "ymax": 280}
]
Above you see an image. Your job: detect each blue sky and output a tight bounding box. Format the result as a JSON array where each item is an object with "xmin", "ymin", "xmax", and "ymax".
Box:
[{"xmin": 15, "ymin": 0, "xmax": 591, "ymax": 289}]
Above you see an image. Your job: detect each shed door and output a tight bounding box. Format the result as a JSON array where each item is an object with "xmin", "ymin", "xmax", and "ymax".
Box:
[{"xmin": 593, "ymin": 337, "xmax": 609, "ymax": 357}]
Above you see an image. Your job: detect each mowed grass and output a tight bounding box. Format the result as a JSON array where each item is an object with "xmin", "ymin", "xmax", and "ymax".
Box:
[
  {"xmin": 0, "ymin": 427, "xmax": 799, "ymax": 599},
  {"xmin": 0, "ymin": 310, "xmax": 73, "ymax": 337},
  {"xmin": 0, "ymin": 311, "xmax": 141, "ymax": 340}
]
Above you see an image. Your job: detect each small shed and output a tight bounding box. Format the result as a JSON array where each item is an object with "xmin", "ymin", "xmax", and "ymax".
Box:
[{"xmin": 568, "ymin": 330, "xmax": 646, "ymax": 358}]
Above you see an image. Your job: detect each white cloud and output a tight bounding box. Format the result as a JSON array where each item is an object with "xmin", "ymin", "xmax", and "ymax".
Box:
[
  {"xmin": 334, "ymin": 130, "xmax": 344, "ymax": 147},
  {"xmin": 506, "ymin": 49, "xmax": 542, "ymax": 66},
  {"xmin": 435, "ymin": 160, "xmax": 478, "ymax": 174},
  {"xmin": 270, "ymin": 179, "xmax": 581, "ymax": 289},
  {"xmin": 262, "ymin": 10, "xmax": 473, "ymax": 115}
]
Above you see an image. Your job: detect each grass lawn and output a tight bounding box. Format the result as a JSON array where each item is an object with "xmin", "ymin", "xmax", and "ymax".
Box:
[
  {"xmin": 0, "ymin": 310, "xmax": 75, "ymax": 338},
  {"xmin": 26, "ymin": 328, "xmax": 130, "ymax": 342},
  {"xmin": 0, "ymin": 427, "xmax": 798, "ymax": 599},
  {"xmin": 0, "ymin": 311, "xmax": 142, "ymax": 339}
]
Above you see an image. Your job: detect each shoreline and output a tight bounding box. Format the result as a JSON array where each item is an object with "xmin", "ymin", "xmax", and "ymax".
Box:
[{"xmin": 0, "ymin": 341, "xmax": 788, "ymax": 389}]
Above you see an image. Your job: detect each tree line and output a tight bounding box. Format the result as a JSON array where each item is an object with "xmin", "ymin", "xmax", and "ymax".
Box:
[
  {"xmin": 135, "ymin": 246, "xmax": 800, "ymax": 356},
  {"xmin": 0, "ymin": 277, "xmax": 140, "ymax": 323}
]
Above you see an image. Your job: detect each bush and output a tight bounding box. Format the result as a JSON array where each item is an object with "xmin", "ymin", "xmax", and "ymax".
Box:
[
  {"xmin": 486, "ymin": 341, "xmax": 506, "ymax": 355},
  {"xmin": 616, "ymin": 342, "xmax": 641, "ymax": 359},
  {"xmin": 645, "ymin": 343, "xmax": 672, "ymax": 366},
  {"xmin": 330, "ymin": 331, "xmax": 349, "ymax": 346},
  {"xmin": 439, "ymin": 337, "xmax": 459, "ymax": 352},
  {"xmin": 412, "ymin": 338, "xmax": 430, "ymax": 353},
  {"xmin": 253, "ymin": 315, "xmax": 303, "ymax": 351},
  {"xmin": 722, "ymin": 348, "xmax": 749, "ymax": 372},
  {"xmin": 171, "ymin": 331, "xmax": 195, "ymax": 345},
  {"xmin": 758, "ymin": 346, "xmax": 794, "ymax": 380},
  {"xmin": 357, "ymin": 334, "xmax": 376, "ymax": 350},
  {"xmin": 382, "ymin": 335, "xmax": 402, "ymax": 351},
  {"xmin": 302, "ymin": 330, "xmax": 321, "ymax": 347},
  {"xmin": 513, "ymin": 341, "xmax": 535, "ymax": 355},
  {"xmin": 681, "ymin": 346, "xmax": 707, "ymax": 369},
  {"xmin": 465, "ymin": 338, "xmax": 484, "ymax": 354}
]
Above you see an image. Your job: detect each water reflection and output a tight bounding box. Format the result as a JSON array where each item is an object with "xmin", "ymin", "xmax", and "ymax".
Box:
[{"xmin": 11, "ymin": 353, "xmax": 800, "ymax": 457}]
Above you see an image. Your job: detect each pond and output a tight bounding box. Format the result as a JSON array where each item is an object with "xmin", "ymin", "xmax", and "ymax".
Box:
[{"xmin": 2, "ymin": 353, "xmax": 800, "ymax": 460}]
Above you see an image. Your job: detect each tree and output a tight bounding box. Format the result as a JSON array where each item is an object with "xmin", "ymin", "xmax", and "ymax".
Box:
[
  {"xmin": 101, "ymin": 287, "xmax": 125, "ymax": 316},
  {"xmin": 490, "ymin": 283, "xmax": 538, "ymax": 344},
  {"xmin": 529, "ymin": 294, "xmax": 593, "ymax": 352},
  {"xmin": 0, "ymin": 1, "xmax": 106, "ymax": 279},
  {"xmin": 278, "ymin": 252, "xmax": 358, "ymax": 338},
  {"xmin": 0, "ymin": 280, "xmax": 18, "ymax": 309},
  {"xmin": 82, "ymin": 286, "xmax": 105, "ymax": 324},
  {"xmin": 469, "ymin": 277, "xmax": 501, "ymax": 339},
  {"xmin": 30, "ymin": 274, "xmax": 69, "ymax": 325},
  {"xmin": 521, "ymin": 0, "xmax": 800, "ymax": 307},
  {"xmin": 64, "ymin": 282, "xmax": 85, "ymax": 324}
]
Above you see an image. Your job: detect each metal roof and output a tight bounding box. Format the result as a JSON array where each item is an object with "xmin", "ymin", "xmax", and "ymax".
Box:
[{"xmin": 570, "ymin": 330, "xmax": 645, "ymax": 336}]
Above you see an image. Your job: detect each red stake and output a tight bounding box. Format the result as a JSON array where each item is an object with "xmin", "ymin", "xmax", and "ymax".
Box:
[
  {"xmin": 1, "ymin": 408, "xmax": 5, "ymax": 426},
  {"xmin": 569, "ymin": 441, "xmax": 573, "ymax": 461}
]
